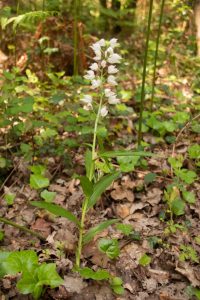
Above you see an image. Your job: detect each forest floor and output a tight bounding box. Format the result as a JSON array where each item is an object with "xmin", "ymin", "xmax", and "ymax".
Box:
[{"xmin": 0, "ymin": 18, "xmax": 200, "ymax": 300}]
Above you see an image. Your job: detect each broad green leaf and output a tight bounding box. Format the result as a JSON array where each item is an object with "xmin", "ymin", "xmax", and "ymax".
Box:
[
  {"xmin": 78, "ymin": 267, "xmax": 110, "ymax": 280},
  {"xmin": 115, "ymin": 223, "xmax": 133, "ymax": 236},
  {"xmin": 188, "ymin": 144, "xmax": 200, "ymax": 159},
  {"xmin": 0, "ymin": 252, "xmax": 10, "ymax": 278},
  {"xmin": 87, "ymin": 172, "xmax": 120, "ymax": 210},
  {"xmin": 83, "ymin": 219, "xmax": 119, "ymax": 245},
  {"xmin": 31, "ymin": 201, "xmax": 80, "ymax": 226},
  {"xmin": 98, "ymin": 238, "xmax": 120, "ymax": 259},
  {"xmin": 182, "ymin": 191, "xmax": 196, "ymax": 204},
  {"xmin": 37, "ymin": 263, "xmax": 64, "ymax": 288},
  {"xmin": 30, "ymin": 164, "xmax": 46, "ymax": 175},
  {"xmin": 17, "ymin": 270, "xmax": 38, "ymax": 295},
  {"xmin": 30, "ymin": 174, "xmax": 49, "ymax": 189},
  {"xmin": 79, "ymin": 176, "xmax": 93, "ymax": 198},
  {"xmin": 40, "ymin": 190, "xmax": 56, "ymax": 203},
  {"xmin": 171, "ymin": 199, "xmax": 185, "ymax": 216},
  {"xmin": 2, "ymin": 250, "xmax": 38, "ymax": 275},
  {"xmin": 110, "ymin": 276, "xmax": 124, "ymax": 295},
  {"xmin": 99, "ymin": 150, "xmax": 153, "ymax": 158},
  {"xmin": 139, "ymin": 254, "xmax": 151, "ymax": 266},
  {"xmin": 144, "ymin": 173, "xmax": 156, "ymax": 184},
  {"xmin": 175, "ymin": 169, "xmax": 197, "ymax": 184},
  {"xmin": 85, "ymin": 149, "xmax": 94, "ymax": 180}
]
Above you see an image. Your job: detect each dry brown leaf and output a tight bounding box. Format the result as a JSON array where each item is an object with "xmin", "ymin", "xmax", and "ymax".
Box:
[
  {"xmin": 111, "ymin": 187, "xmax": 134, "ymax": 202},
  {"xmin": 63, "ymin": 275, "xmax": 87, "ymax": 294},
  {"xmin": 175, "ymin": 262, "xmax": 200, "ymax": 287}
]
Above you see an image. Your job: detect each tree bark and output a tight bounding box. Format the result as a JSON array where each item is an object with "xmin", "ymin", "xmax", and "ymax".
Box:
[{"xmin": 194, "ymin": 0, "xmax": 200, "ymax": 56}]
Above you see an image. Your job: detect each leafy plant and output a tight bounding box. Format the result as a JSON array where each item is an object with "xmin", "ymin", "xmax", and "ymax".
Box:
[
  {"xmin": 98, "ymin": 238, "xmax": 120, "ymax": 259},
  {"xmin": 0, "ymin": 250, "xmax": 63, "ymax": 299}
]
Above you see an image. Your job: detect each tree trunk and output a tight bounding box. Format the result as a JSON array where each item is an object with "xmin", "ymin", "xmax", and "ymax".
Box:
[{"xmin": 194, "ymin": 0, "xmax": 200, "ymax": 56}]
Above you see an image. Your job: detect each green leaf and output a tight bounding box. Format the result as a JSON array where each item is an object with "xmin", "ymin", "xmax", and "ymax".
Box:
[
  {"xmin": 115, "ymin": 223, "xmax": 133, "ymax": 236},
  {"xmin": 4, "ymin": 193, "xmax": 15, "ymax": 205},
  {"xmin": 139, "ymin": 254, "xmax": 151, "ymax": 266},
  {"xmin": 110, "ymin": 275, "xmax": 125, "ymax": 294},
  {"xmin": 2, "ymin": 250, "xmax": 38, "ymax": 275},
  {"xmin": 0, "ymin": 252, "xmax": 10, "ymax": 278},
  {"xmin": 182, "ymin": 191, "xmax": 196, "ymax": 204},
  {"xmin": 0, "ymin": 157, "xmax": 6, "ymax": 168},
  {"xmin": 0, "ymin": 231, "xmax": 4, "ymax": 241},
  {"xmin": 79, "ymin": 176, "xmax": 93, "ymax": 198},
  {"xmin": 40, "ymin": 190, "xmax": 56, "ymax": 203},
  {"xmin": 17, "ymin": 270, "xmax": 38, "ymax": 295},
  {"xmin": 188, "ymin": 144, "xmax": 200, "ymax": 159},
  {"xmin": 83, "ymin": 219, "xmax": 119, "ymax": 245},
  {"xmin": 171, "ymin": 199, "xmax": 185, "ymax": 216},
  {"xmin": 87, "ymin": 172, "xmax": 120, "ymax": 210},
  {"xmin": 144, "ymin": 173, "xmax": 156, "ymax": 184},
  {"xmin": 85, "ymin": 149, "xmax": 94, "ymax": 179},
  {"xmin": 117, "ymin": 155, "xmax": 139, "ymax": 172},
  {"xmin": 99, "ymin": 150, "xmax": 153, "ymax": 158},
  {"xmin": 31, "ymin": 201, "xmax": 80, "ymax": 226},
  {"xmin": 30, "ymin": 174, "xmax": 50, "ymax": 189},
  {"xmin": 175, "ymin": 169, "xmax": 197, "ymax": 184},
  {"xmin": 98, "ymin": 238, "xmax": 120, "ymax": 259},
  {"xmin": 78, "ymin": 267, "xmax": 110, "ymax": 280},
  {"xmin": 37, "ymin": 263, "xmax": 64, "ymax": 288},
  {"xmin": 30, "ymin": 164, "xmax": 46, "ymax": 175}
]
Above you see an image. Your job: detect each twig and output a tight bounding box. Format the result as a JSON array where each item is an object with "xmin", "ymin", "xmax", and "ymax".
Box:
[{"xmin": 0, "ymin": 217, "xmax": 46, "ymax": 241}]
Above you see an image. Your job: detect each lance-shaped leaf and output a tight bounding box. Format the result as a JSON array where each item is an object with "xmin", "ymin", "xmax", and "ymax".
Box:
[
  {"xmin": 79, "ymin": 176, "xmax": 93, "ymax": 198},
  {"xmin": 83, "ymin": 219, "xmax": 119, "ymax": 245},
  {"xmin": 99, "ymin": 150, "xmax": 153, "ymax": 158},
  {"xmin": 31, "ymin": 202, "xmax": 80, "ymax": 227},
  {"xmin": 87, "ymin": 171, "xmax": 120, "ymax": 210}
]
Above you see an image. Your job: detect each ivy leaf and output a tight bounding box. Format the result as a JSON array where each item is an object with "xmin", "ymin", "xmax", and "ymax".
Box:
[
  {"xmin": 30, "ymin": 174, "xmax": 49, "ymax": 190},
  {"xmin": 37, "ymin": 263, "xmax": 64, "ymax": 288},
  {"xmin": 98, "ymin": 238, "xmax": 120, "ymax": 259},
  {"xmin": 115, "ymin": 223, "xmax": 133, "ymax": 236},
  {"xmin": 40, "ymin": 190, "xmax": 56, "ymax": 203},
  {"xmin": 2, "ymin": 250, "xmax": 38, "ymax": 275},
  {"xmin": 31, "ymin": 201, "xmax": 80, "ymax": 227},
  {"xmin": 77, "ymin": 267, "xmax": 110, "ymax": 280},
  {"xmin": 83, "ymin": 219, "xmax": 119, "ymax": 245}
]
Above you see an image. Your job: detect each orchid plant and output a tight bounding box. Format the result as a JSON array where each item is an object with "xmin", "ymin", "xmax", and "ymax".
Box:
[{"xmin": 76, "ymin": 38, "xmax": 122, "ymax": 268}]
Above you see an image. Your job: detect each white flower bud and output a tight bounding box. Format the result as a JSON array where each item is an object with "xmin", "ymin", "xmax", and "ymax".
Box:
[
  {"xmin": 81, "ymin": 94, "xmax": 93, "ymax": 104},
  {"xmin": 108, "ymin": 53, "xmax": 122, "ymax": 64},
  {"xmin": 107, "ymin": 75, "xmax": 117, "ymax": 86},
  {"xmin": 91, "ymin": 79, "xmax": 101, "ymax": 89},
  {"xmin": 109, "ymin": 38, "xmax": 118, "ymax": 48},
  {"xmin": 83, "ymin": 103, "xmax": 93, "ymax": 111},
  {"xmin": 90, "ymin": 63, "xmax": 99, "ymax": 71},
  {"xmin": 101, "ymin": 60, "xmax": 107, "ymax": 68},
  {"xmin": 84, "ymin": 70, "xmax": 95, "ymax": 80},
  {"xmin": 100, "ymin": 106, "xmax": 108, "ymax": 117},
  {"xmin": 99, "ymin": 39, "xmax": 106, "ymax": 47},
  {"xmin": 108, "ymin": 95, "xmax": 120, "ymax": 105},
  {"xmin": 108, "ymin": 65, "xmax": 118, "ymax": 74}
]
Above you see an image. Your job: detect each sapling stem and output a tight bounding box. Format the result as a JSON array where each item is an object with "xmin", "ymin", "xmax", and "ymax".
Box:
[
  {"xmin": 150, "ymin": 0, "xmax": 165, "ymax": 111},
  {"xmin": 73, "ymin": 0, "xmax": 79, "ymax": 76},
  {"xmin": 138, "ymin": 0, "xmax": 154, "ymax": 146},
  {"xmin": 0, "ymin": 217, "xmax": 46, "ymax": 241}
]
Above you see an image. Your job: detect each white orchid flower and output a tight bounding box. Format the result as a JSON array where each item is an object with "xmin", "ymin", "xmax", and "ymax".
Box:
[
  {"xmin": 108, "ymin": 53, "xmax": 122, "ymax": 64},
  {"xmin": 108, "ymin": 65, "xmax": 118, "ymax": 74},
  {"xmin": 100, "ymin": 106, "xmax": 108, "ymax": 117},
  {"xmin": 107, "ymin": 75, "xmax": 117, "ymax": 86},
  {"xmin": 84, "ymin": 70, "xmax": 95, "ymax": 80}
]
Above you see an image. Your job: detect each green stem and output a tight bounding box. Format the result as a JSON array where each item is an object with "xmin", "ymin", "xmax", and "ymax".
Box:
[
  {"xmin": 137, "ymin": 0, "xmax": 154, "ymax": 146},
  {"xmin": 76, "ymin": 92, "xmax": 104, "ymax": 268},
  {"xmin": 150, "ymin": 0, "xmax": 165, "ymax": 111},
  {"xmin": 0, "ymin": 217, "xmax": 46, "ymax": 241},
  {"xmin": 73, "ymin": 0, "xmax": 79, "ymax": 76}
]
